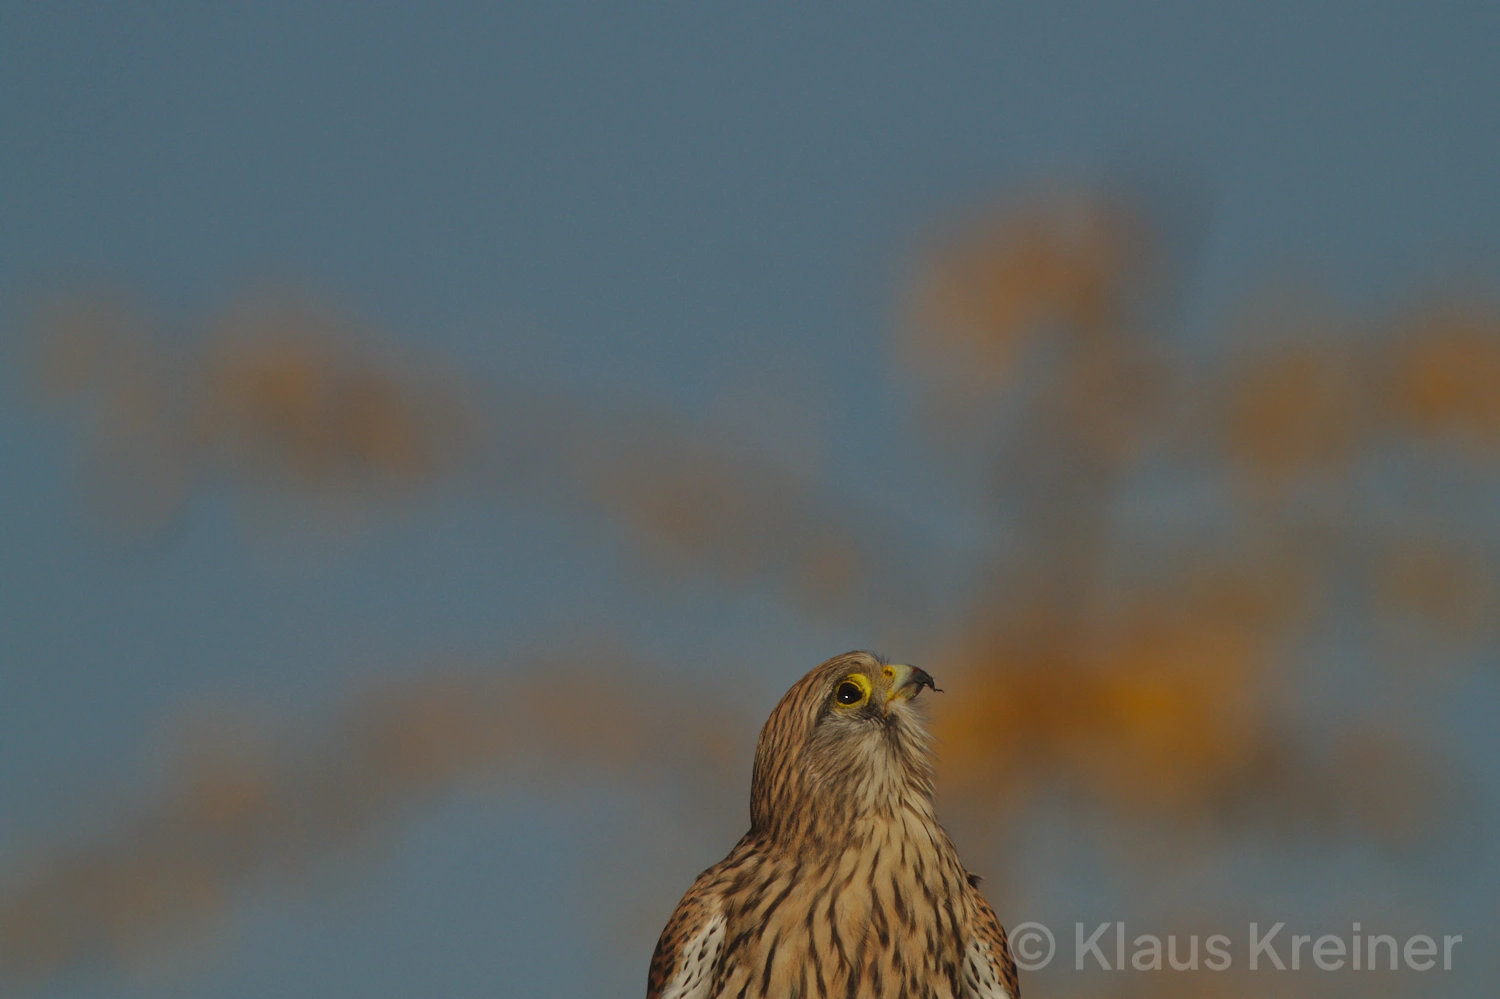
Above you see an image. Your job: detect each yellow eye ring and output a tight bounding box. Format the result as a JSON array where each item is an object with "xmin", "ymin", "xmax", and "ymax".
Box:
[{"xmin": 834, "ymin": 674, "xmax": 871, "ymax": 707}]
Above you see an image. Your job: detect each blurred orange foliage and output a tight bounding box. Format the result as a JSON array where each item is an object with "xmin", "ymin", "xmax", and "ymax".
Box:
[
  {"xmin": 12, "ymin": 187, "xmax": 1499, "ymax": 996},
  {"xmin": 0, "ymin": 660, "xmax": 750, "ymax": 985},
  {"xmin": 31, "ymin": 291, "xmax": 478, "ymax": 537},
  {"xmin": 1394, "ymin": 305, "xmax": 1500, "ymax": 449}
]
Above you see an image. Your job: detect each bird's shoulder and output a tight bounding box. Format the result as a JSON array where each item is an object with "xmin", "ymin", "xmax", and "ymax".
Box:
[
  {"xmin": 645, "ymin": 836, "xmax": 761, "ymax": 999},
  {"xmin": 960, "ymin": 879, "xmax": 1020, "ymax": 999}
]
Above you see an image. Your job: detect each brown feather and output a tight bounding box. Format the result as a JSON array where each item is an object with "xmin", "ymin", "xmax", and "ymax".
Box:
[{"xmin": 647, "ymin": 651, "xmax": 1018, "ymax": 999}]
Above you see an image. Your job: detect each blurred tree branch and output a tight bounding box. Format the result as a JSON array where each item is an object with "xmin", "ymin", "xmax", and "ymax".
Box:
[{"xmin": 11, "ymin": 185, "xmax": 1499, "ymax": 994}]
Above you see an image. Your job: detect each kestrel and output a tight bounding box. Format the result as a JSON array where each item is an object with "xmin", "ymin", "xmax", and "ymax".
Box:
[{"xmin": 647, "ymin": 651, "xmax": 1018, "ymax": 999}]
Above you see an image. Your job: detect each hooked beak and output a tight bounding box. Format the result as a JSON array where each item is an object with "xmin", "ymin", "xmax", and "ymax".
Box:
[{"xmin": 885, "ymin": 663, "xmax": 941, "ymax": 703}]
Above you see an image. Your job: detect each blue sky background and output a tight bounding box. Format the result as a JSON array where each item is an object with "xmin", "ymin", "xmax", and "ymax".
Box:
[{"xmin": 4, "ymin": 3, "xmax": 1499, "ymax": 996}]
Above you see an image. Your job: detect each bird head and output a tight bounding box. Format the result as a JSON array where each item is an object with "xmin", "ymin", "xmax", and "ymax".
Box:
[{"xmin": 749, "ymin": 651, "xmax": 940, "ymax": 845}]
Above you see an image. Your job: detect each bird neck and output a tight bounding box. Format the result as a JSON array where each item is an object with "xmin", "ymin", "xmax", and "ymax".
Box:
[{"xmin": 750, "ymin": 746, "xmax": 937, "ymax": 855}]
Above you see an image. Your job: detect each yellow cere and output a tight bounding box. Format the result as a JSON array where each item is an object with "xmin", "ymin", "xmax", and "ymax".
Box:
[{"xmin": 883, "ymin": 664, "xmax": 910, "ymax": 702}]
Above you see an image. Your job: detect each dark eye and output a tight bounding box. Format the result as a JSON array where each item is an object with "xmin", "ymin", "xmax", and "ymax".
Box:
[{"xmin": 836, "ymin": 681, "xmax": 864, "ymax": 705}]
